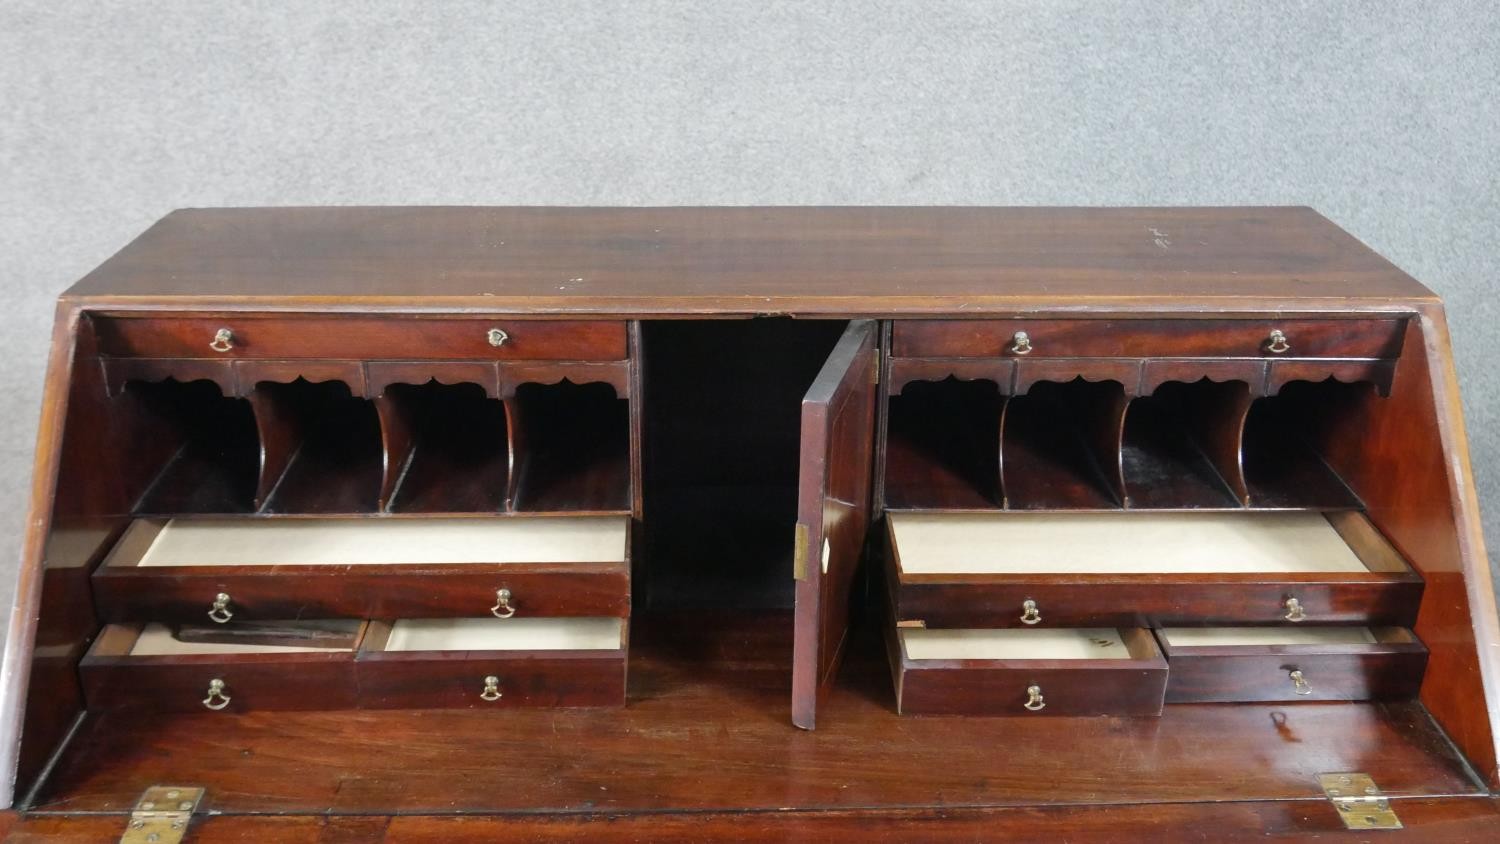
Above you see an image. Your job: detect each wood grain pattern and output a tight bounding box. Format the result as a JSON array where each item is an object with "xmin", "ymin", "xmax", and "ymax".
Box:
[
  {"xmin": 93, "ymin": 316, "xmax": 627, "ymax": 361},
  {"xmin": 1160, "ymin": 630, "xmax": 1429, "ymax": 703},
  {"xmin": 791, "ymin": 321, "xmax": 878, "ymax": 729},
  {"xmin": 894, "ymin": 317, "xmax": 1408, "ymax": 359},
  {"xmin": 65, "ymin": 207, "xmax": 1434, "ymax": 309},
  {"xmin": 25, "ymin": 614, "xmax": 1485, "ymax": 816},
  {"xmin": 8, "ymin": 799, "xmax": 1500, "ymax": 842}
]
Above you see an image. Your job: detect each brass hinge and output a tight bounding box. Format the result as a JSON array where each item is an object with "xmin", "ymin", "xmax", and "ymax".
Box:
[
  {"xmin": 120, "ymin": 785, "xmax": 204, "ymax": 843},
  {"xmin": 1318, "ymin": 773, "xmax": 1401, "ymax": 830},
  {"xmin": 870, "ymin": 352, "xmax": 881, "ymax": 385},
  {"xmin": 793, "ymin": 523, "xmax": 810, "ymax": 581}
]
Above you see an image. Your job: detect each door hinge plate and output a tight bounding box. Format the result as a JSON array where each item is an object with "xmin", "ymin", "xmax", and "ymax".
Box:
[
  {"xmin": 1318, "ymin": 772, "xmax": 1401, "ymax": 830},
  {"xmin": 121, "ymin": 785, "xmax": 204, "ymax": 844},
  {"xmin": 793, "ymin": 523, "xmax": 810, "ymax": 581},
  {"xmin": 870, "ymin": 352, "xmax": 881, "ymax": 385}
]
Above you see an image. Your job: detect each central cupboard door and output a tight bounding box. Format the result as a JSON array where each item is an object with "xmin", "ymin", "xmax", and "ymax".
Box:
[{"xmin": 791, "ymin": 321, "xmax": 879, "ymax": 729}]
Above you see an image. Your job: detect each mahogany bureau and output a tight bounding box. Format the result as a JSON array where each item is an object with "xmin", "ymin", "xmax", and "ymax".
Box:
[{"xmin": 1, "ymin": 207, "xmax": 1496, "ymax": 840}]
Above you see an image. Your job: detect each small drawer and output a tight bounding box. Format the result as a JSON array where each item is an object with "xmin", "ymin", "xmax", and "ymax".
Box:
[
  {"xmin": 356, "ymin": 617, "xmax": 628, "ymax": 708},
  {"xmin": 92, "ymin": 315, "xmax": 628, "ymax": 361},
  {"xmin": 92, "ymin": 516, "xmax": 632, "ymax": 623},
  {"xmin": 79, "ymin": 622, "xmax": 362, "ymax": 712},
  {"xmin": 1158, "ymin": 626, "xmax": 1427, "ymax": 703},
  {"xmin": 890, "ymin": 626, "xmax": 1167, "ymax": 716},
  {"xmin": 887, "ymin": 511, "xmax": 1422, "ymax": 629},
  {"xmin": 892, "ymin": 318, "xmax": 1406, "ymax": 360}
]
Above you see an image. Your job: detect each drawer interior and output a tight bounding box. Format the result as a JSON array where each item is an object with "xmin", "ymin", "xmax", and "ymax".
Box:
[
  {"xmin": 1158, "ymin": 626, "xmax": 1414, "ymax": 649},
  {"xmin": 900, "ymin": 627, "xmax": 1137, "ymax": 661},
  {"xmin": 374, "ymin": 617, "xmax": 626, "ymax": 653},
  {"xmin": 126, "ymin": 622, "xmax": 364, "ymax": 655},
  {"xmin": 888, "ymin": 511, "xmax": 1408, "ymax": 576},
  {"xmin": 105, "ymin": 516, "xmax": 630, "ymax": 569}
]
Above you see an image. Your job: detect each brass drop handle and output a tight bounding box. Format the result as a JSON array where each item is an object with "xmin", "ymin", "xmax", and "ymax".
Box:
[
  {"xmin": 1020, "ymin": 599, "xmax": 1042, "ymax": 625},
  {"xmin": 487, "ymin": 328, "xmax": 509, "ymax": 347},
  {"xmin": 1024, "ymin": 684, "xmax": 1046, "ymax": 711},
  {"xmin": 209, "ymin": 328, "xmax": 235, "ymax": 353},
  {"xmin": 1009, "ymin": 331, "xmax": 1033, "ymax": 355},
  {"xmin": 1284, "ymin": 596, "xmax": 1306, "ymax": 623},
  {"xmin": 208, "ymin": 592, "xmax": 233, "ymax": 624},
  {"xmin": 1290, "ymin": 669, "xmax": 1312, "ymax": 696},
  {"xmin": 480, "ymin": 675, "xmax": 503, "ymax": 702},
  {"xmin": 1266, "ymin": 329, "xmax": 1291, "ymax": 354},
  {"xmin": 202, "ymin": 678, "xmax": 231, "ymax": 710},
  {"xmin": 490, "ymin": 588, "xmax": 516, "ymax": 619}
]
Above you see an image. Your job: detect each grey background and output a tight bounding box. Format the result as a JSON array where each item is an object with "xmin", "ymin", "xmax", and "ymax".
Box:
[{"xmin": 1, "ymin": 1, "xmax": 1495, "ymax": 628}]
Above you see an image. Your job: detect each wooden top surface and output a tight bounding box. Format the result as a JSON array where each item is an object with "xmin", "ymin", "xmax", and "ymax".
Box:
[{"xmin": 65, "ymin": 206, "xmax": 1434, "ymax": 313}]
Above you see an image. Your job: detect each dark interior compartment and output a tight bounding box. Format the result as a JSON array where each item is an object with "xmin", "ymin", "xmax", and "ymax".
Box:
[
  {"xmin": 883, "ymin": 378, "xmax": 1004, "ymax": 510},
  {"xmin": 378, "ymin": 382, "xmax": 510, "ymax": 513},
  {"xmin": 1120, "ymin": 379, "xmax": 1250, "ymax": 509},
  {"xmin": 1242, "ymin": 379, "xmax": 1368, "ymax": 510},
  {"xmin": 508, "ymin": 380, "xmax": 631, "ymax": 513},
  {"xmin": 1000, "ymin": 378, "xmax": 1126, "ymax": 509},
  {"xmin": 641, "ymin": 319, "xmax": 848, "ymax": 609},
  {"xmin": 251, "ymin": 379, "xmax": 383, "ymax": 513},
  {"xmin": 126, "ymin": 380, "xmax": 259, "ymax": 514}
]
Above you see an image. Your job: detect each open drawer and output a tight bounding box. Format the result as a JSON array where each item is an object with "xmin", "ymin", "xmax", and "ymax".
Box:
[
  {"xmin": 886, "ymin": 511, "xmax": 1422, "ymax": 629},
  {"xmin": 889, "ymin": 626, "xmax": 1167, "ymax": 716},
  {"xmin": 356, "ymin": 617, "xmax": 628, "ymax": 708},
  {"xmin": 92, "ymin": 516, "xmax": 631, "ymax": 623},
  {"xmin": 80, "ymin": 621, "xmax": 363, "ymax": 712},
  {"xmin": 1157, "ymin": 626, "xmax": 1428, "ymax": 703}
]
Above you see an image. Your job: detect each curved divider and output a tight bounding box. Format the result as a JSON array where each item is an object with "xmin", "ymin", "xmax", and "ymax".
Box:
[
  {"xmin": 999, "ymin": 378, "xmax": 1128, "ymax": 510},
  {"xmin": 1120, "ymin": 379, "xmax": 1252, "ymax": 509}
]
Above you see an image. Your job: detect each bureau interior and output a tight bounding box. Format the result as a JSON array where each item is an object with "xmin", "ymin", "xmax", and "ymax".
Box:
[
  {"xmin": 105, "ymin": 372, "xmax": 629, "ymax": 517},
  {"xmin": 639, "ymin": 319, "xmax": 849, "ymax": 609},
  {"xmin": 883, "ymin": 371, "xmax": 1379, "ymax": 511}
]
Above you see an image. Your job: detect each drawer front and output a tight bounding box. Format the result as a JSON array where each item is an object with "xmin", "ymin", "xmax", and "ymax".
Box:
[
  {"xmin": 80, "ymin": 657, "xmax": 357, "ymax": 712},
  {"xmin": 892, "ymin": 318, "xmax": 1406, "ymax": 360},
  {"xmin": 897, "ymin": 663, "xmax": 1166, "ymax": 716},
  {"xmin": 357, "ymin": 652, "xmax": 626, "ymax": 708},
  {"xmin": 893, "ymin": 578, "xmax": 1424, "ymax": 630},
  {"xmin": 92, "ymin": 565, "xmax": 631, "ymax": 624},
  {"xmin": 94, "ymin": 316, "xmax": 628, "ymax": 361},
  {"xmin": 1163, "ymin": 648, "xmax": 1427, "ymax": 703}
]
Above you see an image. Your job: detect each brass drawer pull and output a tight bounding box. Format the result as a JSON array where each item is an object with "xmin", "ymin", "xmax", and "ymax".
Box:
[
  {"xmin": 1009, "ymin": 331, "xmax": 1033, "ymax": 355},
  {"xmin": 1290, "ymin": 669, "xmax": 1312, "ymax": 696},
  {"xmin": 480, "ymin": 675, "xmax": 503, "ymax": 702},
  {"xmin": 487, "ymin": 328, "xmax": 509, "ymax": 347},
  {"xmin": 1020, "ymin": 599, "xmax": 1042, "ymax": 625},
  {"xmin": 208, "ymin": 592, "xmax": 233, "ymax": 624},
  {"xmin": 202, "ymin": 678, "xmax": 231, "ymax": 710},
  {"xmin": 490, "ymin": 588, "xmax": 516, "ymax": 619},
  {"xmin": 209, "ymin": 328, "xmax": 235, "ymax": 353},
  {"xmin": 1266, "ymin": 329, "xmax": 1291, "ymax": 354},
  {"xmin": 1283, "ymin": 596, "xmax": 1306, "ymax": 623},
  {"xmin": 1024, "ymin": 684, "xmax": 1046, "ymax": 711}
]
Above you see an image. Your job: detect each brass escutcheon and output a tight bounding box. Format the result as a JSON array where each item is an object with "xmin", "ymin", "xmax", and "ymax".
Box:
[
  {"xmin": 480, "ymin": 675, "xmax": 503, "ymax": 701},
  {"xmin": 490, "ymin": 588, "xmax": 516, "ymax": 619},
  {"xmin": 1024, "ymin": 684, "xmax": 1046, "ymax": 711},
  {"xmin": 202, "ymin": 678, "xmax": 231, "ymax": 710}
]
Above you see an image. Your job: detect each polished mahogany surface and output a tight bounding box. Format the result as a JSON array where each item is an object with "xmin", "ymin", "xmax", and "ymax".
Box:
[
  {"xmin": 65, "ymin": 206, "xmax": 1431, "ymax": 309},
  {"xmin": 24, "ymin": 614, "xmax": 1486, "ymax": 816}
]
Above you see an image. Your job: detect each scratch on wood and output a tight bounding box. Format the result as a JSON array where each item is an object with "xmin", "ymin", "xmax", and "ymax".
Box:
[{"xmin": 1148, "ymin": 227, "xmax": 1171, "ymax": 249}]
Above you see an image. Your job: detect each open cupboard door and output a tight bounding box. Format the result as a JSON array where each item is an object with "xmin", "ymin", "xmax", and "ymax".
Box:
[{"xmin": 792, "ymin": 320, "xmax": 879, "ymax": 729}]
